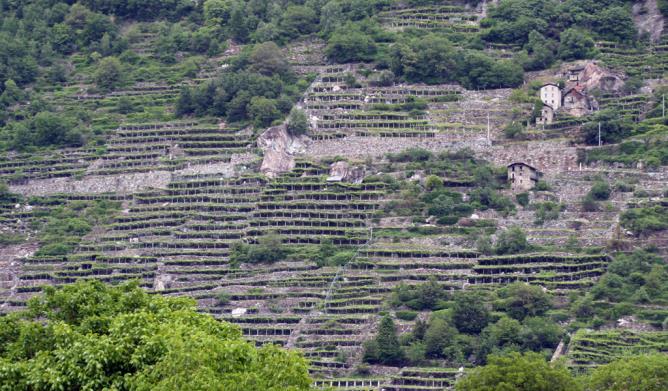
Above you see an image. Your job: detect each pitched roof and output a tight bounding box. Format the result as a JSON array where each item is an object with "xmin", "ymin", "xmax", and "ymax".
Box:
[{"xmin": 507, "ymin": 162, "xmax": 538, "ymax": 171}]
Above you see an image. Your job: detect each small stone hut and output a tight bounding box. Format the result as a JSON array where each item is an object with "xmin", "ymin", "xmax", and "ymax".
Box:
[{"xmin": 507, "ymin": 162, "xmax": 540, "ymax": 191}]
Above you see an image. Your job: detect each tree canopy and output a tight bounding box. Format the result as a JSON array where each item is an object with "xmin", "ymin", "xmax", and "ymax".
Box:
[
  {"xmin": 0, "ymin": 280, "xmax": 312, "ymax": 390},
  {"xmin": 455, "ymin": 351, "xmax": 581, "ymax": 391}
]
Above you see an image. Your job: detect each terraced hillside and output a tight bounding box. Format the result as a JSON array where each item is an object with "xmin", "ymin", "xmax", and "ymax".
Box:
[{"xmin": 1, "ymin": 0, "xmax": 667, "ymax": 389}]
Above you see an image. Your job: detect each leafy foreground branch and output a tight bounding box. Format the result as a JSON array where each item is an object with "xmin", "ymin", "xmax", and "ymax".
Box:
[{"xmin": 0, "ymin": 280, "xmax": 312, "ymax": 391}]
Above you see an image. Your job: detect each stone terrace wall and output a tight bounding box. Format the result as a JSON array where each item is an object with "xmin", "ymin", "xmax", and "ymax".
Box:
[
  {"xmin": 10, "ymin": 153, "xmax": 257, "ymax": 197},
  {"xmin": 302, "ymin": 136, "xmax": 578, "ymax": 175}
]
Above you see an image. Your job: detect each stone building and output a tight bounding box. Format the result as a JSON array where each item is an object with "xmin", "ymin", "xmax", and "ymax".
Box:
[
  {"xmin": 536, "ymin": 104, "xmax": 555, "ymax": 125},
  {"xmin": 562, "ymin": 86, "xmax": 592, "ymax": 117},
  {"xmin": 539, "ymin": 83, "xmax": 562, "ymax": 109},
  {"xmin": 507, "ymin": 162, "xmax": 540, "ymax": 191}
]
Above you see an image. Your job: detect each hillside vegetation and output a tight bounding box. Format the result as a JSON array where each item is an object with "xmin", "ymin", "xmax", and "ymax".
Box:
[{"xmin": 0, "ymin": 0, "xmax": 667, "ymax": 390}]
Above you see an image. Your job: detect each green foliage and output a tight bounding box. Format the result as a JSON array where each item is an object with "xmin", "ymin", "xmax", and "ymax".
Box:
[
  {"xmin": 230, "ymin": 234, "xmax": 288, "ymax": 264},
  {"xmin": 495, "ymin": 282, "xmax": 552, "ymax": 321},
  {"xmin": 363, "ymin": 316, "xmax": 405, "ymax": 366},
  {"xmin": 249, "ymin": 96, "xmax": 281, "ymax": 128},
  {"xmin": 588, "ymin": 181, "xmax": 611, "ymax": 201},
  {"xmin": 455, "ymin": 352, "xmax": 580, "ymax": 391},
  {"xmin": 582, "ymin": 139, "xmax": 668, "ymax": 168},
  {"xmin": 424, "ymin": 317, "xmax": 458, "ymax": 358},
  {"xmin": 503, "ymin": 121, "xmax": 525, "ymax": 139},
  {"xmin": 287, "ymin": 108, "xmax": 309, "ymax": 136},
  {"xmin": 516, "ymin": 192, "xmax": 530, "ymax": 207},
  {"xmin": 620, "ymin": 206, "xmax": 668, "ymax": 236},
  {"xmin": 424, "ymin": 175, "xmax": 443, "ymax": 191},
  {"xmin": 175, "ymin": 47, "xmax": 306, "ymax": 125},
  {"xmin": 35, "ymin": 200, "xmax": 120, "ymax": 256},
  {"xmin": 389, "ymin": 34, "xmax": 523, "ymax": 89},
  {"xmin": 326, "ymin": 24, "xmax": 377, "ymax": 63},
  {"xmin": 0, "ymin": 280, "xmax": 311, "ymax": 390},
  {"xmin": 452, "ymin": 291, "xmax": 490, "ymax": 334},
  {"xmin": 392, "ymin": 279, "xmax": 447, "ymax": 311},
  {"xmin": 533, "ymin": 201, "xmax": 563, "ymax": 225},
  {"xmin": 395, "ymin": 310, "xmax": 418, "ymax": 321},
  {"xmin": 587, "ymin": 353, "xmax": 668, "ymax": 391},
  {"xmin": 591, "ymin": 250, "xmax": 668, "ymax": 308},
  {"xmin": 583, "ymin": 109, "xmax": 633, "ymax": 146},
  {"xmin": 94, "ymin": 56, "xmax": 124, "ymax": 91},
  {"xmin": 559, "ymin": 28, "xmax": 596, "ymax": 61},
  {"xmin": 495, "ymin": 227, "xmax": 529, "ymax": 255}
]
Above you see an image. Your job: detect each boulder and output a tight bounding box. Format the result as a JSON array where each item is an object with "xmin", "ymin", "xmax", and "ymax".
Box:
[
  {"xmin": 327, "ymin": 160, "xmax": 365, "ymax": 183},
  {"xmin": 257, "ymin": 124, "xmax": 305, "ymax": 177},
  {"xmin": 576, "ymin": 62, "xmax": 626, "ymax": 92}
]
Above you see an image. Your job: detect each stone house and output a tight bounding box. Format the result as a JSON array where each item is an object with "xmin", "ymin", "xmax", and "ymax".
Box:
[
  {"xmin": 539, "ymin": 83, "xmax": 561, "ymax": 109},
  {"xmin": 562, "ymin": 86, "xmax": 592, "ymax": 117},
  {"xmin": 507, "ymin": 162, "xmax": 540, "ymax": 191},
  {"xmin": 566, "ymin": 66, "xmax": 585, "ymax": 83},
  {"xmin": 536, "ymin": 104, "xmax": 555, "ymax": 125}
]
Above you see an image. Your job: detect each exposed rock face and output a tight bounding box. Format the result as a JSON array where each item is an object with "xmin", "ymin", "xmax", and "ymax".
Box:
[
  {"xmin": 328, "ymin": 161, "xmax": 365, "ymax": 183},
  {"xmin": 633, "ymin": 0, "xmax": 665, "ymax": 43},
  {"xmin": 258, "ymin": 124, "xmax": 305, "ymax": 177},
  {"xmin": 576, "ymin": 62, "xmax": 626, "ymax": 93}
]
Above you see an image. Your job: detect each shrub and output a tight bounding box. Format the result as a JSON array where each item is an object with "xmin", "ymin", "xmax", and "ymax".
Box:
[
  {"xmin": 533, "ymin": 201, "xmax": 563, "ymax": 225},
  {"xmin": 503, "ymin": 122, "xmax": 525, "ymax": 139},
  {"xmin": 589, "ymin": 181, "xmax": 611, "ymax": 200},
  {"xmin": 287, "ymin": 108, "xmax": 309, "ymax": 136},
  {"xmin": 581, "ymin": 194, "xmax": 599, "ymax": 212},
  {"xmin": 516, "ymin": 192, "xmax": 530, "ymax": 207},
  {"xmin": 424, "ymin": 175, "xmax": 443, "ymax": 191},
  {"xmin": 396, "ymin": 310, "xmax": 418, "ymax": 321},
  {"xmin": 216, "ymin": 291, "xmax": 231, "ymax": 305},
  {"xmin": 621, "ymin": 206, "xmax": 668, "ymax": 236},
  {"xmin": 230, "ymin": 234, "xmax": 288, "ymax": 264},
  {"xmin": 495, "ymin": 227, "xmax": 529, "ymax": 255}
]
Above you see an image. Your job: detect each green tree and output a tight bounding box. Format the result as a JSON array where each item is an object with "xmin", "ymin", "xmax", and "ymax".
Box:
[
  {"xmin": 456, "ymin": 352, "xmax": 580, "ymax": 391},
  {"xmin": 558, "ymin": 28, "xmax": 596, "ymax": 61},
  {"xmin": 0, "ymin": 280, "xmax": 311, "ymax": 390},
  {"xmin": 452, "ymin": 291, "xmax": 490, "ymax": 334},
  {"xmin": 0, "ymin": 80, "xmax": 23, "ymax": 107},
  {"xmin": 279, "ymin": 5, "xmax": 318, "ymax": 39},
  {"xmin": 424, "ymin": 317, "xmax": 458, "ymax": 358},
  {"xmin": 587, "ymin": 353, "xmax": 668, "ymax": 391},
  {"xmin": 32, "ymin": 112, "xmax": 81, "ymax": 147},
  {"xmin": 326, "ymin": 25, "xmax": 376, "ymax": 63},
  {"xmin": 287, "ymin": 108, "xmax": 309, "ymax": 136},
  {"xmin": 248, "ymin": 96, "xmax": 280, "ymax": 128},
  {"xmin": 249, "ymin": 41, "xmax": 290, "ymax": 77},
  {"xmin": 94, "ymin": 56, "xmax": 123, "ymax": 91},
  {"xmin": 495, "ymin": 226, "xmax": 529, "ymax": 255},
  {"xmin": 363, "ymin": 316, "xmax": 404, "ymax": 365},
  {"xmin": 496, "ymin": 283, "xmax": 552, "ymax": 321},
  {"xmin": 523, "ymin": 31, "xmax": 556, "ymax": 71}
]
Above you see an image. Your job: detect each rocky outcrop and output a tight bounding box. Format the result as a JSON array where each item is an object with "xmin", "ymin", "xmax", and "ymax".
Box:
[
  {"xmin": 633, "ymin": 0, "xmax": 664, "ymax": 43},
  {"xmin": 328, "ymin": 161, "xmax": 365, "ymax": 183},
  {"xmin": 257, "ymin": 124, "xmax": 306, "ymax": 177},
  {"xmin": 574, "ymin": 62, "xmax": 626, "ymax": 93}
]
